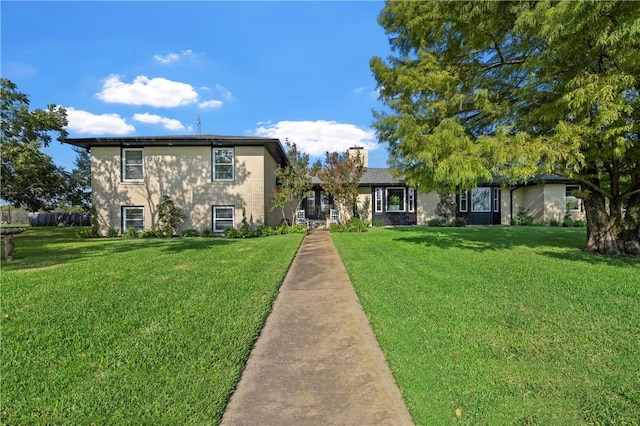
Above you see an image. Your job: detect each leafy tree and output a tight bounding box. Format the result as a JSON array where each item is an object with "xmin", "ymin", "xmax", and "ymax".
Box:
[
  {"xmin": 317, "ymin": 149, "xmax": 366, "ymax": 221},
  {"xmin": 1, "ymin": 78, "xmax": 68, "ymax": 211},
  {"xmin": 371, "ymin": 1, "xmax": 640, "ymax": 256},
  {"xmin": 64, "ymin": 147, "xmax": 92, "ymax": 212},
  {"xmin": 272, "ymin": 140, "xmax": 320, "ymax": 224},
  {"xmin": 435, "ymin": 189, "xmax": 456, "ymax": 225}
]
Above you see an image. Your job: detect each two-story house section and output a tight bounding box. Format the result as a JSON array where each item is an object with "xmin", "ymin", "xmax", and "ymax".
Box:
[{"xmin": 63, "ymin": 135, "xmax": 289, "ymax": 236}]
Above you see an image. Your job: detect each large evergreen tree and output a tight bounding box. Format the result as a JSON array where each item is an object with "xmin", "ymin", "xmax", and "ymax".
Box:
[
  {"xmin": 371, "ymin": 0, "xmax": 640, "ymax": 256},
  {"xmin": 1, "ymin": 78, "xmax": 68, "ymax": 211}
]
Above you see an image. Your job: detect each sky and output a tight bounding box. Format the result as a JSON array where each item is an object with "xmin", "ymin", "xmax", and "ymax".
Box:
[{"xmin": 1, "ymin": 0, "xmax": 394, "ymax": 171}]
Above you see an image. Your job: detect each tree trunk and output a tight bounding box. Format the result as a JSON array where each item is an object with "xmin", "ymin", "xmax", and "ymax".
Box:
[
  {"xmin": 621, "ymin": 192, "xmax": 640, "ymax": 256},
  {"xmin": 583, "ymin": 191, "xmax": 621, "ymax": 255}
]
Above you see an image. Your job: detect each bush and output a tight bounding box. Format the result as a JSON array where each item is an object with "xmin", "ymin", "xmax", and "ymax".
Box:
[
  {"xmin": 76, "ymin": 228, "xmax": 93, "ymax": 239},
  {"xmin": 329, "ymin": 223, "xmax": 344, "ymax": 233},
  {"xmin": 200, "ymin": 228, "xmax": 212, "ymax": 237},
  {"xmin": 107, "ymin": 228, "xmax": 119, "ymax": 238},
  {"xmin": 574, "ymin": 219, "xmax": 587, "ymax": 227},
  {"xmin": 345, "ymin": 217, "xmax": 369, "ymax": 232},
  {"xmin": 373, "ymin": 219, "xmax": 385, "ymax": 227},
  {"xmin": 256, "ymin": 225, "xmax": 276, "ymax": 237},
  {"xmin": 157, "ymin": 195, "xmax": 186, "ymax": 236},
  {"xmin": 124, "ymin": 227, "xmax": 140, "ymax": 238},
  {"xmin": 549, "ymin": 218, "xmax": 561, "ymax": 227},
  {"xmin": 451, "ymin": 217, "xmax": 467, "ymax": 227},
  {"xmin": 427, "ymin": 218, "xmax": 445, "ymax": 227},
  {"xmin": 181, "ymin": 229, "xmax": 200, "ymax": 237},
  {"xmin": 562, "ymin": 212, "xmax": 574, "ymax": 228},
  {"xmin": 513, "ymin": 207, "xmax": 534, "ymax": 226},
  {"xmin": 140, "ymin": 228, "xmax": 164, "ymax": 238}
]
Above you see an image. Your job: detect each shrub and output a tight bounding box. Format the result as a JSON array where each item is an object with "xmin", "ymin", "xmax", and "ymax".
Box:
[
  {"xmin": 256, "ymin": 225, "xmax": 276, "ymax": 237},
  {"xmin": 451, "ymin": 217, "xmax": 467, "ymax": 227},
  {"xmin": 549, "ymin": 218, "xmax": 561, "ymax": 227},
  {"xmin": 200, "ymin": 228, "xmax": 212, "ymax": 237},
  {"xmin": 124, "ymin": 227, "xmax": 140, "ymax": 238},
  {"xmin": 329, "ymin": 223, "xmax": 344, "ymax": 233},
  {"xmin": 90, "ymin": 206, "xmax": 99, "ymax": 237},
  {"xmin": 513, "ymin": 207, "xmax": 534, "ymax": 226},
  {"xmin": 107, "ymin": 228, "xmax": 119, "ymax": 238},
  {"xmin": 140, "ymin": 229, "xmax": 163, "ymax": 238},
  {"xmin": 427, "ymin": 218, "xmax": 445, "ymax": 227},
  {"xmin": 563, "ymin": 212, "xmax": 574, "ymax": 228},
  {"xmin": 574, "ymin": 219, "xmax": 587, "ymax": 227},
  {"xmin": 345, "ymin": 217, "xmax": 369, "ymax": 232},
  {"xmin": 76, "ymin": 228, "xmax": 93, "ymax": 239},
  {"xmin": 181, "ymin": 229, "xmax": 200, "ymax": 237},
  {"xmin": 288, "ymin": 224, "xmax": 308, "ymax": 234},
  {"xmin": 157, "ymin": 195, "xmax": 186, "ymax": 236}
]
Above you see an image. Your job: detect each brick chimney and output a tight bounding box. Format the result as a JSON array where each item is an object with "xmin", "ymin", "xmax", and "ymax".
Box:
[{"xmin": 348, "ymin": 146, "xmax": 368, "ymax": 168}]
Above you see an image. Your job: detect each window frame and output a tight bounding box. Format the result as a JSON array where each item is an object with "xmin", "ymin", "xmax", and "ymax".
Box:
[
  {"xmin": 408, "ymin": 188, "xmax": 415, "ymax": 213},
  {"xmin": 374, "ymin": 187, "xmax": 383, "ymax": 213},
  {"xmin": 459, "ymin": 191, "xmax": 468, "ymax": 213},
  {"xmin": 122, "ymin": 148, "xmax": 144, "ymax": 182},
  {"xmin": 493, "ymin": 188, "xmax": 500, "ymax": 212},
  {"xmin": 386, "ymin": 187, "xmax": 406, "ymax": 213},
  {"xmin": 122, "ymin": 206, "xmax": 144, "ymax": 231},
  {"xmin": 565, "ymin": 185, "xmax": 582, "ymax": 212},
  {"xmin": 212, "ymin": 206, "xmax": 235, "ymax": 233},
  {"xmin": 212, "ymin": 147, "xmax": 235, "ymax": 182}
]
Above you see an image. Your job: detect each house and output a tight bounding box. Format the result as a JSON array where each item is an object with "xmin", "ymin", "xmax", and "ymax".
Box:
[
  {"xmin": 63, "ymin": 136, "xmax": 584, "ymax": 235},
  {"xmin": 305, "ymin": 147, "xmax": 585, "ymax": 226},
  {"xmin": 63, "ymin": 135, "xmax": 289, "ymax": 236}
]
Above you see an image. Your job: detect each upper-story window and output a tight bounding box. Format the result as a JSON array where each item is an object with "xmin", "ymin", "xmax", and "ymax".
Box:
[
  {"xmin": 122, "ymin": 149, "xmax": 144, "ymax": 182},
  {"xmin": 213, "ymin": 148, "xmax": 234, "ymax": 181}
]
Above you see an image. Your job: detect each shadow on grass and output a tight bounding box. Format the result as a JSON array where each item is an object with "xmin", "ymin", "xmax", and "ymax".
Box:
[
  {"xmin": 390, "ymin": 226, "xmax": 639, "ymax": 266},
  {"xmin": 0, "ymin": 227, "xmax": 237, "ymax": 272}
]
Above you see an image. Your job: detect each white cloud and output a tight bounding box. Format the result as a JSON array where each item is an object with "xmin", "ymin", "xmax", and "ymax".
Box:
[
  {"xmin": 96, "ymin": 74, "xmax": 199, "ymax": 107},
  {"xmin": 253, "ymin": 120, "xmax": 378, "ymax": 156},
  {"xmin": 133, "ymin": 113, "xmax": 185, "ymax": 131},
  {"xmin": 199, "ymin": 99, "xmax": 223, "ymax": 109},
  {"xmin": 154, "ymin": 49, "xmax": 193, "ymax": 64},
  {"xmin": 65, "ymin": 107, "xmax": 135, "ymax": 135},
  {"xmin": 215, "ymin": 84, "xmax": 233, "ymax": 101}
]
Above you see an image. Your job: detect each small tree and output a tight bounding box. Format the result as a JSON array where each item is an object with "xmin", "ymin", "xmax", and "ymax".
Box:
[
  {"xmin": 317, "ymin": 149, "xmax": 366, "ymax": 222},
  {"xmin": 272, "ymin": 140, "xmax": 320, "ymax": 224},
  {"xmin": 435, "ymin": 189, "xmax": 456, "ymax": 225},
  {"xmin": 157, "ymin": 195, "xmax": 185, "ymax": 236}
]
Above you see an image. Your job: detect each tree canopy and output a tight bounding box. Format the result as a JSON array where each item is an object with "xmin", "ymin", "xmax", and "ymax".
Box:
[
  {"xmin": 371, "ymin": 0, "xmax": 640, "ymax": 255},
  {"xmin": 317, "ymin": 149, "xmax": 366, "ymax": 221},
  {"xmin": 1, "ymin": 78, "xmax": 69, "ymax": 211},
  {"xmin": 271, "ymin": 140, "xmax": 320, "ymax": 224}
]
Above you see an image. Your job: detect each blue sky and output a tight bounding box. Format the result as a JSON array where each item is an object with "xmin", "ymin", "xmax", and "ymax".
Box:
[{"xmin": 2, "ymin": 1, "xmax": 393, "ymax": 171}]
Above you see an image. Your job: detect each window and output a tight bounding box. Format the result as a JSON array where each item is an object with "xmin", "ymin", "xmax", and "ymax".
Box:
[
  {"xmin": 320, "ymin": 191, "xmax": 331, "ymax": 216},
  {"xmin": 471, "ymin": 187, "xmax": 491, "ymax": 212},
  {"xmin": 408, "ymin": 188, "xmax": 415, "ymax": 212},
  {"xmin": 374, "ymin": 188, "xmax": 383, "ymax": 213},
  {"xmin": 122, "ymin": 149, "xmax": 143, "ymax": 181},
  {"xmin": 122, "ymin": 207, "xmax": 144, "ymax": 231},
  {"xmin": 493, "ymin": 188, "xmax": 500, "ymax": 212},
  {"xmin": 306, "ymin": 195, "xmax": 316, "ymax": 217},
  {"xmin": 213, "ymin": 148, "xmax": 234, "ymax": 181},
  {"xmin": 386, "ymin": 188, "xmax": 406, "ymax": 212},
  {"xmin": 459, "ymin": 191, "xmax": 468, "ymax": 212},
  {"xmin": 213, "ymin": 206, "xmax": 234, "ymax": 233},
  {"xmin": 566, "ymin": 185, "xmax": 581, "ymax": 212}
]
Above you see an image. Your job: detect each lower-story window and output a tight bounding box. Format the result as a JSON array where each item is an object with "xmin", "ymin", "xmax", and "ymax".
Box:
[
  {"xmin": 122, "ymin": 206, "xmax": 144, "ymax": 231},
  {"xmin": 213, "ymin": 206, "xmax": 234, "ymax": 233}
]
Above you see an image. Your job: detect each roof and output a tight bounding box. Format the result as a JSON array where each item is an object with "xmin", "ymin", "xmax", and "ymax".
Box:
[
  {"xmin": 62, "ymin": 135, "xmax": 289, "ymax": 166},
  {"xmin": 312, "ymin": 168, "xmax": 406, "ymax": 186}
]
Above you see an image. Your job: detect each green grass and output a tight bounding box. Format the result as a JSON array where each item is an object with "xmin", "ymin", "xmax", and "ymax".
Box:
[
  {"xmin": 1, "ymin": 227, "xmax": 304, "ymax": 425},
  {"xmin": 332, "ymin": 226, "xmax": 640, "ymax": 425}
]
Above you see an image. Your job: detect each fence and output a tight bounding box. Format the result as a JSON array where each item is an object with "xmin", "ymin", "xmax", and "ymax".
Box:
[{"xmin": 27, "ymin": 212, "xmax": 91, "ymax": 227}]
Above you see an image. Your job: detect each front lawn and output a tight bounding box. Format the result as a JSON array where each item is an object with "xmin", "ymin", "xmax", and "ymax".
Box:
[
  {"xmin": 1, "ymin": 227, "xmax": 303, "ymax": 425},
  {"xmin": 332, "ymin": 226, "xmax": 640, "ymax": 425}
]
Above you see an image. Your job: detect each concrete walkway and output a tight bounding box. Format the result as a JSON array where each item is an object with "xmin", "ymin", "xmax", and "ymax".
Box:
[{"xmin": 220, "ymin": 230, "xmax": 414, "ymax": 426}]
